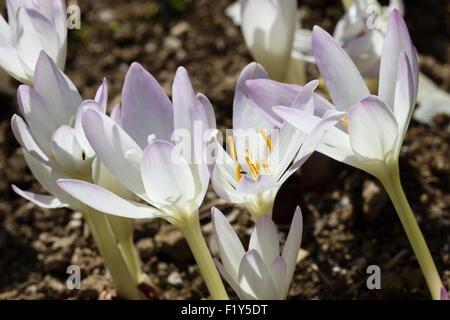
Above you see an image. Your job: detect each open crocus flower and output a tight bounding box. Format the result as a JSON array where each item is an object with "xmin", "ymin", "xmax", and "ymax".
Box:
[
  {"xmin": 212, "ymin": 206, "xmax": 302, "ymax": 300},
  {"xmin": 271, "ymin": 10, "xmax": 417, "ymax": 181},
  {"xmin": 11, "ymin": 51, "xmax": 147, "ymax": 300},
  {"xmin": 57, "ymin": 63, "xmax": 228, "ymax": 300},
  {"xmin": 0, "ymin": 0, "xmax": 67, "ymax": 84},
  {"xmin": 226, "ymin": 0, "xmax": 308, "ymax": 83},
  {"xmin": 11, "ymin": 51, "xmax": 105, "ymax": 208},
  {"xmin": 334, "ymin": 0, "xmax": 404, "ymax": 79},
  {"xmin": 211, "ymin": 62, "xmax": 342, "ymax": 219},
  {"xmin": 57, "ymin": 63, "xmax": 213, "ymax": 227},
  {"xmin": 266, "ymin": 10, "xmax": 443, "ymax": 300}
]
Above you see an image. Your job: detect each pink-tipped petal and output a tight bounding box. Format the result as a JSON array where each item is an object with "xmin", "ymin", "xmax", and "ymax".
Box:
[
  {"xmin": 121, "ymin": 63, "xmax": 174, "ymax": 148},
  {"xmin": 94, "ymin": 78, "xmax": 108, "ymax": 114},
  {"xmin": 379, "ymin": 9, "xmax": 418, "ymax": 107},
  {"xmin": 312, "ymin": 26, "xmax": 369, "ymax": 111},
  {"xmin": 236, "ymin": 174, "xmax": 277, "ymax": 194},
  {"xmin": 12, "ymin": 184, "xmax": 67, "ymax": 208},
  {"xmin": 233, "ymin": 62, "xmax": 274, "ymax": 130},
  {"xmin": 393, "ymin": 50, "xmax": 415, "ymax": 144},
  {"xmin": 172, "ymin": 66, "xmax": 196, "ymax": 132},
  {"xmin": 238, "ymin": 249, "xmax": 278, "ymax": 300}
]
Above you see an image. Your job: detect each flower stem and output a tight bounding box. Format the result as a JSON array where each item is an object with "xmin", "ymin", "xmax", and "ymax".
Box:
[
  {"xmin": 177, "ymin": 212, "xmax": 229, "ymax": 300},
  {"xmin": 378, "ymin": 163, "xmax": 442, "ymax": 300},
  {"xmin": 84, "ymin": 208, "xmax": 143, "ymax": 300}
]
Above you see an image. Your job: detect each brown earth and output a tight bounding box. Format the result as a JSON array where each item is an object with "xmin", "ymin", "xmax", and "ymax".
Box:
[{"xmin": 0, "ymin": 0, "xmax": 448, "ymax": 300}]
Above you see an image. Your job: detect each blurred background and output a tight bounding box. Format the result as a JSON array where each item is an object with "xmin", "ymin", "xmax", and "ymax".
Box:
[{"xmin": 0, "ymin": 0, "xmax": 448, "ymax": 299}]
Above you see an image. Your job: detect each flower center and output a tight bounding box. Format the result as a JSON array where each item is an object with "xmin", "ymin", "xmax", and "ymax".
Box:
[{"xmin": 227, "ymin": 128, "xmax": 273, "ymax": 182}]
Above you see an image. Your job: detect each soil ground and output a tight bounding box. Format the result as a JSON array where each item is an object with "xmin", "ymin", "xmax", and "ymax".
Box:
[{"xmin": 0, "ymin": 0, "xmax": 448, "ymax": 299}]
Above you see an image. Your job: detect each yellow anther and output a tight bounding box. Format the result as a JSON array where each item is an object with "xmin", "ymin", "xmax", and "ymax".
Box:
[
  {"xmin": 50, "ymin": 155, "xmax": 55, "ymax": 160},
  {"xmin": 245, "ymin": 156, "xmax": 259, "ymax": 178},
  {"xmin": 228, "ymin": 136, "xmax": 237, "ymax": 160},
  {"xmin": 342, "ymin": 118, "xmax": 349, "ymax": 131},
  {"xmin": 259, "ymin": 128, "xmax": 273, "ymax": 152},
  {"xmin": 236, "ymin": 165, "xmax": 243, "ymax": 182},
  {"xmin": 260, "ymin": 158, "xmax": 272, "ymax": 175},
  {"xmin": 139, "ymin": 160, "xmax": 142, "ymax": 166}
]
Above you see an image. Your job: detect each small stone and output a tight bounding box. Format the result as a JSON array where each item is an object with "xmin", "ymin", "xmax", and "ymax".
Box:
[
  {"xmin": 136, "ymin": 238, "xmax": 155, "ymax": 260},
  {"xmin": 163, "ymin": 36, "xmax": 182, "ymax": 51},
  {"xmin": 25, "ymin": 284, "xmax": 37, "ymax": 295},
  {"xmin": 167, "ymin": 272, "xmax": 183, "ymax": 286},
  {"xmin": 362, "ymin": 180, "xmax": 388, "ymax": 223},
  {"xmin": 327, "ymin": 217, "xmax": 339, "ymax": 228},
  {"xmin": 332, "ymin": 266, "xmax": 341, "ymax": 273},
  {"xmin": 98, "ymin": 9, "xmax": 115, "ymax": 23},
  {"xmin": 171, "ymin": 21, "xmax": 190, "ymax": 37},
  {"xmin": 71, "ymin": 212, "xmax": 83, "ymax": 220},
  {"xmin": 144, "ymin": 41, "xmax": 158, "ymax": 54},
  {"xmin": 68, "ymin": 219, "xmax": 82, "ymax": 229}
]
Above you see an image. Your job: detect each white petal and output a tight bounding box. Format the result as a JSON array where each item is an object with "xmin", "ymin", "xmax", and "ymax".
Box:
[
  {"xmin": 281, "ymin": 207, "xmax": 302, "ymax": 286},
  {"xmin": 94, "ymin": 78, "xmax": 108, "ymax": 114},
  {"xmin": 270, "ymin": 256, "xmax": 288, "ymax": 299},
  {"xmin": 214, "ymin": 259, "xmax": 241, "ymax": 295},
  {"xmin": 241, "ymin": 0, "xmax": 297, "ymax": 81},
  {"xmin": 348, "ymin": 95, "xmax": 398, "ymax": 160},
  {"xmin": 57, "ymin": 179, "xmax": 162, "ymax": 219},
  {"xmin": 379, "ymin": 10, "xmax": 418, "ymax": 107},
  {"xmin": 249, "ymin": 214, "xmax": 279, "ymax": 269},
  {"xmin": 17, "ymin": 84, "xmax": 59, "ymax": 156},
  {"xmin": 11, "ymin": 114, "xmax": 51, "ymax": 165},
  {"xmin": 172, "ymin": 66, "xmax": 196, "ymax": 133},
  {"xmin": 238, "ymin": 249, "xmax": 279, "ymax": 300},
  {"xmin": 50, "ymin": 125, "xmax": 93, "ymax": 175},
  {"xmin": 141, "ymin": 140, "xmax": 196, "ymax": 214},
  {"xmin": 33, "ymin": 51, "xmax": 82, "ymax": 124},
  {"xmin": 393, "ymin": 51, "xmax": 415, "ymax": 147},
  {"xmin": 233, "ymin": 62, "xmax": 274, "ymax": 130},
  {"xmin": 211, "ymin": 207, "xmax": 245, "ymax": 282},
  {"xmin": 82, "ymin": 107, "xmax": 148, "ymax": 201},
  {"xmin": 12, "ymin": 184, "xmax": 67, "ymax": 208},
  {"xmin": 312, "ymin": 26, "xmax": 370, "ymax": 111}
]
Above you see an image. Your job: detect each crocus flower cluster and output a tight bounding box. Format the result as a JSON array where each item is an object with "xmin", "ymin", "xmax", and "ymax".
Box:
[
  {"xmin": 247, "ymin": 10, "xmax": 443, "ymax": 300},
  {"xmin": 6, "ymin": 0, "xmax": 445, "ymax": 302},
  {"xmin": 270, "ymin": 10, "xmax": 418, "ymax": 179},
  {"xmin": 0, "ymin": 0, "xmax": 67, "ymax": 84}
]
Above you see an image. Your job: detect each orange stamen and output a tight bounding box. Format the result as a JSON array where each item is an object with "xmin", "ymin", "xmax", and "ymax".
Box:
[
  {"xmin": 228, "ymin": 136, "xmax": 237, "ymax": 160},
  {"xmin": 236, "ymin": 165, "xmax": 243, "ymax": 182},
  {"xmin": 260, "ymin": 157, "xmax": 272, "ymax": 175},
  {"xmin": 342, "ymin": 118, "xmax": 349, "ymax": 131},
  {"xmin": 259, "ymin": 128, "xmax": 273, "ymax": 152},
  {"xmin": 245, "ymin": 156, "xmax": 259, "ymax": 178}
]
